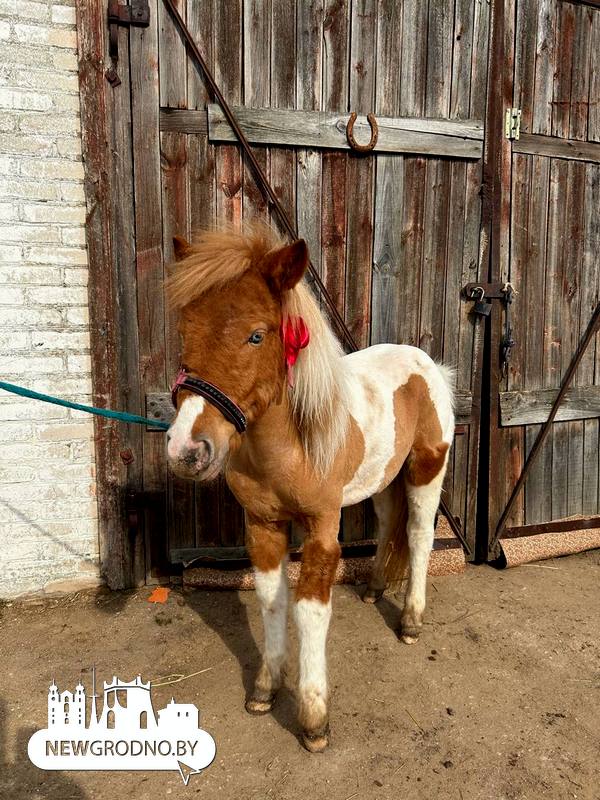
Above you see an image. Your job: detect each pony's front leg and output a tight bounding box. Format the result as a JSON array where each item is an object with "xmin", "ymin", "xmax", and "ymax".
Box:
[
  {"xmin": 294, "ymin": 513, "xmax": 341, "ymax": 753},
  {"xmin": 245, "ymin": 516, "xmax": 289, "ymax": 715}
]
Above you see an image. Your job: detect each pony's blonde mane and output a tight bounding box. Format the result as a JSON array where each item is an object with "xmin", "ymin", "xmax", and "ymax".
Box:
[{"xmin": 167, "ymin": 224, "xmax": 350, "ymax": 475}]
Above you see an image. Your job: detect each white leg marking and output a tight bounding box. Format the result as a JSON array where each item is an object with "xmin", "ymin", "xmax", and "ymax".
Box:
[
  {"xmin": 403, "ymin": 469, "xmax": 446, "ymax": 631},
  {"xmin": 294, "ymin": 598, "xmax": 332, "ymax": 725},
  {"xmin": 254, "ymin": 560, "xmax": 288, "ymax": 680},
  {"xmin": 167, "ymin": 396, "xmax": 205, "ymax": 459}
]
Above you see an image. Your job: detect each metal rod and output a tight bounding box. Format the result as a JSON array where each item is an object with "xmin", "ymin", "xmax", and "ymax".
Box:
[{"xmin": 491, "ymin": 301, "xmax": 600, "ymax": 550}]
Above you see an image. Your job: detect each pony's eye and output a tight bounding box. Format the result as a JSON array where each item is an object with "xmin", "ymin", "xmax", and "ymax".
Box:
[{"xmin": 248, "ymin": 331, "xmax": 264, "ymax": 345}]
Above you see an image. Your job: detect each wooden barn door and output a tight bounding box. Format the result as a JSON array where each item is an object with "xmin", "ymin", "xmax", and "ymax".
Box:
[
  {"xmin": 152, "ymin": 0, "xmax": 492, "ymax": 567},
  {"xmin": 486, "ymin": 0, "xmax": 600, "ymax": 556},
  {"xmin": 80, "ymin": 0, "xmax": 493, "ymax": 585}
]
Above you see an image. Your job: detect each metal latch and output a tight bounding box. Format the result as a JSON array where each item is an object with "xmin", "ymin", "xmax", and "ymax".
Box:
[
  {"xmin": 106, "ymin": 0, "xmax": 150, "ymax": 87},
  {"xmin": 504, "ymin": 108, "xmax": 522, "ymax": 141}
]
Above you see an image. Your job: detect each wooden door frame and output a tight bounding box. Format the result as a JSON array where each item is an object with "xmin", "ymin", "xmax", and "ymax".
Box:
[{"xmin": 76, "ymin": 0, "xmax": 147, "ymax": 589}]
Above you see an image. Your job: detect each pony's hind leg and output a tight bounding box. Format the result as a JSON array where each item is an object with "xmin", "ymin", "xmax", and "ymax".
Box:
[
  {"xmin": 401, "ymin": 453, "xmax": 448, "ymax": 644},
  {"xmin": 245, "ymin": 517, "xmax": 289, "ymax": 714},
  {"xmin": 363, "ymin": 477, "xmax": 403, "ymax": 603}
]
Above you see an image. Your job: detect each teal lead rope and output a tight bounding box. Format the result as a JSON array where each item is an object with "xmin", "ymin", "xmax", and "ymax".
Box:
[{"xmin": 0, "ymin": 380, "xmax": 170, "ymax": 431}]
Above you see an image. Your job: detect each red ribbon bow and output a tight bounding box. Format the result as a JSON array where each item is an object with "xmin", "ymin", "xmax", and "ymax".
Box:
[{"xmin": 281, "ymin": 316, "xmax": 310, "ymax": 386}]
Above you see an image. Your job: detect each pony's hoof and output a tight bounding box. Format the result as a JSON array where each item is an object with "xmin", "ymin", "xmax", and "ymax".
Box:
[
  {"xmin": 245, "ymin": 695, "xmax": 275, "ymax": 715},
  {"xmin": 362, "ymin": 586, "xmax": 384, "ymax": 604},
  {"xmin": 400, "ymin": 633, "xmax": 419, "ymax": 645},
  {"xmin": 302, "ymin": 725, "xmax": 330, "ymax": 753}
]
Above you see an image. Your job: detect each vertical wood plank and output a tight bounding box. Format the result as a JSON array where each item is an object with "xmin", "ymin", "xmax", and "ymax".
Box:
[
  {"xmin": 270, "ymin": 0, "xmax": 297, "ymax": 231},
  {"xmin": 130, "ymin": 0, "xmax": 169, "ymax": 581},
  {"xmin": 589, "ymin": 12, "xmax": 600, "ymax": 142},
  {"xmin": 371, "ymin": 0, "xmax": 403, "ymax": 345},
  {"xmin": 296, "ymin": 1, "xmax": 323, "ymax": 266},
  {"xmin": 158, "ymin": 0, "xmax": 186, "ymax": 108},
  {"xmin": 213, "ymin": 0, "xmax": 245, "ymax": 546},
  {"xmin": 345, "ymin": 0, "xmax": 376, "ymax": 346},
  {"xmin": 532, "ymin": 0, "xmax": 555, "ymax": 136},
  {"xmin": 513, "ymin": 0, "xmax": 538, "ymax": 133},
  {"xmin": 76, "ymin": 0, "xmax": 145, "ymax": 588},
  {"xmin": 185, "ymin": 0, "xmax": 222, "ymax": 548},
  {"xmin": 569, "ymin": 4, "xmax": 592, "ymax": 142},
  {"xmin": 523, "ymin": 156, "xmax": 550, "ymax": 524},
  {"xmin": 243, "ymin": 0, "xmax": 271, "ymax": 222},
  {"xmin": 582, "ymin": 164, "xmax": 600, "ymax": 515}
]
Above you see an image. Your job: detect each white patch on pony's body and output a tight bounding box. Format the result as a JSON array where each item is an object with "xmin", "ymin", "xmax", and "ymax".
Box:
[
  {"xmin": 341, "ymin": 344, "xmax": 455, "ymax": 506},
  {"xmin": 294, "ymin": 597, "xmax": 332, "ymax": 715},
  {"xmin": 167, "ymin": 396, "xmax": 205, "ymax": 459},
  {"xmin": 254, "ymin": 561, "xmax": 289, "ymax": 679}
]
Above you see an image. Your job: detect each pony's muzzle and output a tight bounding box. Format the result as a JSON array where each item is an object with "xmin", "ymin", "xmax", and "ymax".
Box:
[{"xmin": 167, "ymin": 433, "xmax": 214, "ymax": 477}]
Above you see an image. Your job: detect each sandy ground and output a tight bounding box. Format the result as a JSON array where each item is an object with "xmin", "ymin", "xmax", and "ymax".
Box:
[{"xmin": 0, "ymin": 550, "xmax": 598, "ymax": 800}]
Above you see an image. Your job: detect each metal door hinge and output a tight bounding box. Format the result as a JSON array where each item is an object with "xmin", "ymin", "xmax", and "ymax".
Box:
[
  {"xmin": 106, "ymin": 0, "xmax": 150, "ymax": 87},
  {"xmin": 504, "ymin": 107, "xmax": 522, "ymax": 140}
]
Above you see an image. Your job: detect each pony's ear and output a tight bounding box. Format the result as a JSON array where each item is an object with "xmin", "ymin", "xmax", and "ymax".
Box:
[
  {"xmin": 172, "ymin": 235, "xmax": 194, "ymax": 261},
  {"xmin": 260, "ymin": 239, "xmax": 308, "ymax": 294}
]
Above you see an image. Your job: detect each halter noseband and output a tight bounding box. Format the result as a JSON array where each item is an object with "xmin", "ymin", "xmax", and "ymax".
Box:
[{"xmin": 170, "ymin": 367, "xmax": 247, "ymax": 433}]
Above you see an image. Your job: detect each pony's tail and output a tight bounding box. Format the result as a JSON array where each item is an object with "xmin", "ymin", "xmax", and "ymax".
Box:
[{"xmin": 382, "ymin": 472, "xmax": 410, "ymax": 591}]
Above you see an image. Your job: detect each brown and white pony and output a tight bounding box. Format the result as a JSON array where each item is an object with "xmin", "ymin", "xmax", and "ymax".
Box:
[{"xmin": 166, "ymin": 225, "xmax": 455, "ymax": 752}]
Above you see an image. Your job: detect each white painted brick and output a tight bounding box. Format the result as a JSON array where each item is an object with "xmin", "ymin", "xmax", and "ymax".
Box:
[
  {"xmin": 51, "ymin": 4, "xmax": 76, "ymax": 24},
  {"xmin": 60, "ymin": 182, "xmax": 84, "ymax": 202},
  {"xmin": 0, "ymin": 244, "xmax": 22, "ymax": 262},
  {"xmin": 13, "ymin": 24, "xmax": 52, "ymax": 46},
  {"xmin": 0, "ymin": 264, "xmax": 62, "ymax": 284},
  {"xmin": 0, "ymin": 354, "xmax": 64, "ymax": 374},
  {"xmin": 22, "ymin": 202, "xmax": 85, "ymax": 224},
  {"xmin": 31, "ymin": 330, "xmax": 89, "ymax": 350},
  {"xmin": 64, "ymin": 306, "xmax": 89, "ymax": 325},
  {"xmin": 0, "ymin": 287, "xmax": 24, "ymax": 304},
  {"xmin": 0, "ymin": 87, "xmax": 53, "ymax": 111},
  {"xmin": 51, "ymin": 49, "xmax": 78, "ymax": 72},
  {"xmin": 0, "ymin": 133, "xmax": 56, "ymax": 156},
  {"xmin": 0, "ymin": 306, "xmax": 63, "ymax": 326},
  {"xmin": 20, "ymin": 157, "xmax": 84, "ymax": 180},
  {"xmin": 0, "ymin": 3, "xmax": 97, "ymax": 598},
  {"xmin": 0, "ymin": 330, "xmax": 28, "ymax": 350},
  {"xmin": 24, "ymin": 244, "xmax": 87, "ymax": 265},
  {"xmin": 28, "ymin": 285, "xmax": 88, "ymax": 305},
  {"xmin": 0, "ymin": 224, "xmax": 61, "ymax": 244},
  {"xmin": 0, "ymin": 400, "xmax": 67, "ymax": 421},
  {"xmin": 18, "ymin": 112, "xmax": 80, "ymax": 135},
  {"xmin": 63, "ymin": 267, "xmax": 88, "ymax": 285},
  {"xmin": 67, "ymin": 353, "xmax": 91, "ymax": 372},
  {"xmin": 0, "ymin": 176, "xmax": 60, "ymax": 200},
  {"xmin": 61, "ymin": 227, "xmax": 86, "ymax": 247},
  {"xmin": 0, "ymin": 422, "xmax": 33, "ymax": 442},
  {"xmin": 0, "ymin": 1, "xmax": 50, "ymax": 20},
  {"xmin": 37, "ymin": 422, "xmax": 92, "ymax": 442}
]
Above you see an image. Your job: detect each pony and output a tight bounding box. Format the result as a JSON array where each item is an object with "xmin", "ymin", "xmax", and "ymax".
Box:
[{"xmin": 166, "ymin": 224, "xmax": 455, "ymax": 752}]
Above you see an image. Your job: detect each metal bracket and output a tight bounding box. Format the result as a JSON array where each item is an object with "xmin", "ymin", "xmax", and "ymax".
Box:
[
  {"xmin": 504, "ymin": 107, "xmax": 522, "ymax": 141},
  {"xmin": 106, "ymin": 0, "xmax": 150, "ymax": 87},
  {"xmin": 462, "ymin": 282, "xmax": 509, "ymax": 300}
]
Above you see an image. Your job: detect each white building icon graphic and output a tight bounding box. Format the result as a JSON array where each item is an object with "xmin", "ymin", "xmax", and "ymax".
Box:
[
  {"xmin": 30, "ymin": 667, "xmax": 217, "ymax": 784},
  {"xmin": 46, "ymin": 668, "xmax": 199, "ymax": 734}
]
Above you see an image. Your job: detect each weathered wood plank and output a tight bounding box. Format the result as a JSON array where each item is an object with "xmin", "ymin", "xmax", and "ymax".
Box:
[
  {"xmin": 202, "ymin": 105, "xmax": 484, "ymax": 157},
  {"xmin": 523, "ymin": 155, "xmax": 551, "ymax": 525},
  {"xmin": 500, "ymin": 387, "xmax": 600, "ymax": 427},
  {"xmin": 213, "ymin": 0, "xmax": 245, "ymax": 547},
  {"xmin": 569, "ymin": 3, "xmax": 593, "ymax": 142},
  {"xmin": 532, "ymin": 0, "xmax": 555, "ymax": 136},
  {"xmin": 589, "ymin": 13, "xmax": 600, "ymax": 142},
  {"xmin": 269, "ymin": 0, "xmax": 296, "ymax": 232},
  {"xmin": 513, "ymin": 133, "xmax": 600, "ymax": 164},
  {"xmin": 76, "ymin": 0, "xmax": 146, "ymax": 589}
]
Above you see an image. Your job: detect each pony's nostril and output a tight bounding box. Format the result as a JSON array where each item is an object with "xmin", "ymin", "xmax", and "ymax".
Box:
[{"xmin": 196, "ymin": 438, "xmax": 213, "ymax": 466}]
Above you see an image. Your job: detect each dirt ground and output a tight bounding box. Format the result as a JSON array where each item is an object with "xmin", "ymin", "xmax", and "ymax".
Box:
[{"xmin": 0, "ymin": 550, "xmax": 598, "ymax": 800}]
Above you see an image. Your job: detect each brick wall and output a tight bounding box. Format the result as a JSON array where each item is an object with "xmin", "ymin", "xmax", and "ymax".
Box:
[{"xmin": 0, "ymin": 1, "xmax": 100, "ymax": 597}]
